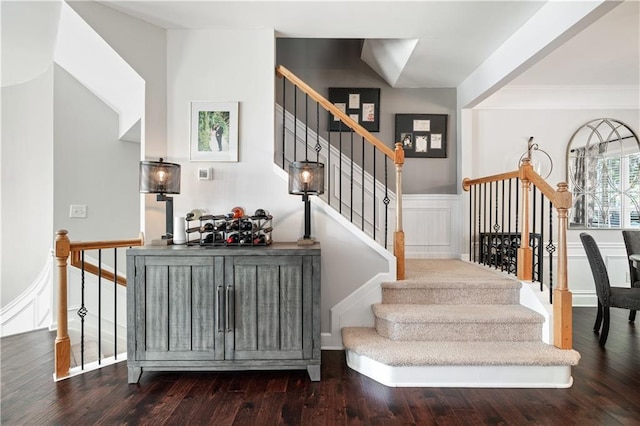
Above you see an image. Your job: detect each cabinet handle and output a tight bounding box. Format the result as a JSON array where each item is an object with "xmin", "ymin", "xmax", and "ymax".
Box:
[
  {"xmin": 216, "ymin": 285, "xmax": 223, "ymax": 332},
  {"xmin": 225, "ymin": 285, "xmax": 232, "ymax": 332}
]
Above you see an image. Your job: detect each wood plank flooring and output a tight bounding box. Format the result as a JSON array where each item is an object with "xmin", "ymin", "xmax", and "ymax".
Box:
[{"xmin": 2, "ymin": 307, "xmax": 639, "ymax": 425}]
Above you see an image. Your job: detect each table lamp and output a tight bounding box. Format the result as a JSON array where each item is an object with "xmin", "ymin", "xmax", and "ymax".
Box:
[
  {"xmin": 139, "ymin": 158, "xmax": 181, "ymax": 245},
  {"xmin": 289, "ymin": 161, "xmax": 324, "ymax": 245}
]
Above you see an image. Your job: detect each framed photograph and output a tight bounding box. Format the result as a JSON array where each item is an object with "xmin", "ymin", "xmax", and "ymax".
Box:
[
  {"xmin": 328, "ymin": 88, "xmax": 380, "ymax": 132},
  {"xmin": 190, "ymin": 101, "xmax": 238, "ymax": 162},
  {"xmin": 395, "ymin": 113, "xmax": 448, "ymax": 158}
]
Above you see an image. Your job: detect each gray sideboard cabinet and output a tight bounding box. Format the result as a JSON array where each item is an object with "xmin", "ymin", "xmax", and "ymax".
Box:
[{"xmin": 126, "ymin": 243, "xmax": 321, "ymax": 383}]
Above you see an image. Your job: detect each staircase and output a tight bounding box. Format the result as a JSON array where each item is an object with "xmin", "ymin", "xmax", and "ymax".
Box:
[{"xmin": 342, "ymin": 259, "xmax": 580, "ymax": 388}]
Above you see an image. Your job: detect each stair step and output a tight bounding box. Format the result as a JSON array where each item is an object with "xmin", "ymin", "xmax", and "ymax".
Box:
[
  {"xmin": 342, "ymin": 327, "xmax": 580, "ymax": 367},
  {"xmin": 373, "ymin": 304, "xmax": 544, "ymax": 341},
  {"xmin": 381, "ymin": 280, "xmax": 520, "ymax": 305}
]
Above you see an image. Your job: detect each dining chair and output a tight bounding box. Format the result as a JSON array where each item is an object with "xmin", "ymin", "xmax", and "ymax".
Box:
[
  {"xmin": 580, "ymin": 232, "xmax": 640, "ymax": 346},
  {"xmin": 622, "ymin": 230, "xmax": 640, "ymax": 322}
]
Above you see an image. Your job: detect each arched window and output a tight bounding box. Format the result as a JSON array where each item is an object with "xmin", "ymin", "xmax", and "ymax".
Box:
[{"xmin": 567, "ymin": 118, "xmax": 640, "ymax": 229}]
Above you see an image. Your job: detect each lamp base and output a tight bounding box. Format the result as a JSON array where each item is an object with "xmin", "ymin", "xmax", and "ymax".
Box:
[
  {"xmin": 151, "ymin": 237, "xmax": 174, "ymax": 246},
  {"xmin": 297, "ymin": 237, "xmax": 316, "ymax": 246}
]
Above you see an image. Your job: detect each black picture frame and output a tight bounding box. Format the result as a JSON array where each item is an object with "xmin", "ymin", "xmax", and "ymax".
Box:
[
  {"xmin": 328, "ymin": 87, "xmax": 380, "ymax": 132},
  {"xmin": 395, "ymin": 113, "xmax": 448, "ymax": 158}
]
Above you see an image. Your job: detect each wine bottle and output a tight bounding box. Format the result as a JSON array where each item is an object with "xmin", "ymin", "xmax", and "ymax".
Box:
[{"xmin": 226, "ymin": 233, "xmax": 239, "ymax": 244}]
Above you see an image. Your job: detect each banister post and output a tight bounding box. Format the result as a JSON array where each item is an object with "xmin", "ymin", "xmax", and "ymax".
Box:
[
  {"xmin": 55, "ymin": 230, "xmax": 71, "ymax": 379},
  {"xmin": 394, "ymin": 143, "xmax": 405, "ymax": 280},
  {"xmin": 517, "ymin": 159, "xmax": 533, "ymax": 281},
  {"xmin": 554, "ymin": 182, "xmax": 573, "ymax": 349}
]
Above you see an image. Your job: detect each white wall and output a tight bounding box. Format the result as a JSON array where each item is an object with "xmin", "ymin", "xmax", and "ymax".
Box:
[
  {"xmin": 68, "ymin": 0, "xmax": 168, "ymax": 246},
  {"xmin": 468, "ymin": 101, "xmax": 640, "ymax": 304},
  {"xmin": 166, "ymin": 29, "xmax": 390, "ymax": 334},
  {"xmin": 1, "ymin": 68, "xmax": 54, "ymax": 308}
]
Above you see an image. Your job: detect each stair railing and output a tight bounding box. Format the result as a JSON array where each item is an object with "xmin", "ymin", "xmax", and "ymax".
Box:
[
  {"xmin": 463, "ymin": 159, "xmax": 573, "ymax": 349},
  {"xmin": 276, "ymin": 65, "xmax": 405, "ymax": 280},
  {"xmin": 54, "ymin": 229, "xmax": 144, "ymax": 380}
]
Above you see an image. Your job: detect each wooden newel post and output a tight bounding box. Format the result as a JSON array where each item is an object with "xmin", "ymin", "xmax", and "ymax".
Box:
[
  {"xmin": 55, "ymin": 230, "xmax": 71, "ymax": 379},
  {"xmin": 517, "ymin": 159, "xmax": 533, "ymax": 281},
  {"xmin": 554, "ymin": 182, "xmax": 573, "ymax": 349},
  {"xmin": 394, "ymin": 142, "xmax": 405, "ymax": 280}
]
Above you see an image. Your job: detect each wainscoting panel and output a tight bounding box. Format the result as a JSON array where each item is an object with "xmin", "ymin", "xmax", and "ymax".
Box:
[{"xmin": 390, "ymin": 195, "xmax": 462, "ymax": 259}]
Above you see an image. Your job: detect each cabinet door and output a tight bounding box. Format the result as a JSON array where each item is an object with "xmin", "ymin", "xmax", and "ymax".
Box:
[
  {"xmin": 134, "ymin": 256, "xmax": 225, "ymax": 361},
  {"xmin": 227, "ymin": 256, "xmax": 310, "ymax": 360}
]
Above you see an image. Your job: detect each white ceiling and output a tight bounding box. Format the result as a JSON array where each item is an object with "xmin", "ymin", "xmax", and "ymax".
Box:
[{"xmin": 95, "ymin": 0, "xmax": 639, "ymax": 89}]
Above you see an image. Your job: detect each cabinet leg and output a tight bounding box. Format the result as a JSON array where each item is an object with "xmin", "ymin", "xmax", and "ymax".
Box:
[
  {"xmin": 307, "ymin": 365, "xmax": 321, "ymax": 381},
  {"xmin": 128, "ymin": 367, "xmax": 142, "ymax": 384}
]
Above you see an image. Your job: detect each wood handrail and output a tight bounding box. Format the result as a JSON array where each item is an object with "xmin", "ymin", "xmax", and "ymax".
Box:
[
  {"xmin": 462, "ymin": 170, "xmax": 519, "ymax": 190},
  {"xmin": 277, "ymin": 64, "xmax": 405, "ymax": 280},
  {"xmin": 462, "ymin": 159, "xmax": 573, "ymax": 349},
  {"xmin": 54, "ymin": 229, "xmax": 144, "ymax": 380},
  {"xmin": 276, "ymin": 65, "xmax": 399, "ymax": 163}
]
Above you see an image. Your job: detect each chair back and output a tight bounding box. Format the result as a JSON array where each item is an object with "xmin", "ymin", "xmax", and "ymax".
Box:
[
  {"xmin": 580, "ymin": 232, "xmax": 612, "ymax": 306},
  {"xmin": 622, "ymin": 230, "xmax": 640, "ymax": 286}
]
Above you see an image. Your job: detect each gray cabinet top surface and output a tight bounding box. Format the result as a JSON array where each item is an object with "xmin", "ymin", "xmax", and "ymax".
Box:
[{"xmin": 127, "ymin": 242, "xmax": 320, "ymax": 257}]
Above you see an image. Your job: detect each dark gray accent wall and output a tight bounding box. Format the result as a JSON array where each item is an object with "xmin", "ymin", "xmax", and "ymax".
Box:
[{"xmin": 276, "ymin": 38, "xmax": 457, "ymax": 194}]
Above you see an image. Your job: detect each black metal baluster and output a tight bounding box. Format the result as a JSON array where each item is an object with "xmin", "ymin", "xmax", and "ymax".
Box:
[
  {"xmin": 78, "ymin": 251, "xmax": 87, "ymax": 370},
  {"xmin": 515, "ymin": 178, "xmax": 520, "ymax": 273},
  {"xmin": 350, "ymin": 131, "xmax": 354, "ymax": 223},
  {"xmin": 98, "ymin": 249, "xmax": 102, "ymax": 365},
  {"xmin": 327, "ymin": 116, "xmax": 331, "ymax": 207},
  {"xmin": 293, "ymin": 87, "xmax": 297, "ymax": 161},
  {"xmin": 339, "ymin": 122, "xmax": 343, "ymax": 214},
  {"xmin": 532, "ymin": 186, "xmax": 537, "ymax": 282},
  {"xmin": 282, "ymin": 78, "xmax": 286, "ymax": 168},
  {"xmin": 305, "ymin": 93, "xmax": 309, "ymax": 160},
  {"xmin": 501, "ymin": 180, "xmax": 506, "ymax": 271},
  {"xmin": 114, "ymin": 248, "xmax": 118, "ymax": 359},
  {"xmin": 384, "ymin": 160, "xmax": 389, "ymax": 249},
  {"xmin": 539, "ymin": 193, "xmax": 546, "ymax": 288},
  {"xmin": 373, "ymin": 149, "xmax": 377, "ymax": 241},
  {"xmin": 470, "ymin": 185, "xmax": 474, "ymax": 262},
  {"xmin": 361, "ymin": 136, "xmax": 365, "ymax": 231},
  {"xmin": 547, "ymin": 201, "xmax": 555, "ymax": 304}
]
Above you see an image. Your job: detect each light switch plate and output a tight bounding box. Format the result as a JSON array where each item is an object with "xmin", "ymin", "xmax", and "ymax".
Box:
[{"xmin": 70, "ymin": 204, "xmax": 87, "ymax": 218}]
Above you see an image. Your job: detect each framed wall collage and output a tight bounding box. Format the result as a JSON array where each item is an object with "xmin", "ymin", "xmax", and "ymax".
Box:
[
  {"xmin": 328, "ymin": 87, "xmax": 380, "ymax": 132},
  {"xmin": 395, "ymin": 113, "xmax": 448, "ymax": 158}
]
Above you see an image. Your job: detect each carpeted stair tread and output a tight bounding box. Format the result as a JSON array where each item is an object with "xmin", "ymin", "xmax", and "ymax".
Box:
[
  {"xmin": 381, "ymin": 279, "xmax": 520, "ymax": 289},
  {"xmin": 342, "ymin": 327, "xmax": 580, "ymax": 367},
  {"xmin": 402, "ymin": 259, "xmax": 517, "ymax": 282},
  {"xmin": 372, "ymin": 304, "xmax": 544, "ymax": 324}
]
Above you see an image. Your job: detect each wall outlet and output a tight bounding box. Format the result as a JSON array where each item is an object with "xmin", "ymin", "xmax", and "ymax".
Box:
[{"xmin": 69, "ymin": 204, "xmax": 87, "ymax": 218}]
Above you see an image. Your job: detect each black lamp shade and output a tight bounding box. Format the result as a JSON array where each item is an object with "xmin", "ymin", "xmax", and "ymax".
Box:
[
  {"xmin": 288, "ymin": 161, "xmax": 325, "ymax": 196},
  {"xmin": 140, "ymin": 159, "xmax": 181, "ymax": 194}
]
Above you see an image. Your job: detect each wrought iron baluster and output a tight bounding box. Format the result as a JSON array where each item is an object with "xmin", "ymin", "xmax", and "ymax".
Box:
[
  {"xmin": 339, "ymin": 122, "xmax": 343, "ymax": 214},
  {"xmin": 384, "ymin": 160, "xmax": 389, "ymax": 249},
  {"xmin": 281, "ymin": 78, "xmax": 286, "ymax": 168},
  {"xmin": 539, "ymin": 193, "xmax": 546, "ymax": 288},
  {"xmin": 78, "ymin": 251, "xmax": 87, "ymax": 370},
  {"xmin": 304, "ymin": 93, "xmax": 309, "ymax": 160},
  {"xmin": 501, "ymin": 180, "xmax": 506, "ymax": 271},
  {"xmin": 114, "ymin": 248, "xmax": 118, "ymax": 359},
  {"xmin": 293, "ymin": 87, "xmax": 297, "ymax": 161},
  {"xmin": 361, "ymin": 136, "xmax": 365, "ymax": 231},
  {"xmin": 547, "ymin": 200, "xmax": 556, "ymax": 304},
  {"xmin": 350, "ymin": 131, "xmax": 354, "ymax": 223},
  {"xmin": 373, "ymin": 149, "xmax": 377, "ymax": 241},
  {"xmin": 98, "ymin": 249, "xmax": 102, "ymax": 365}
]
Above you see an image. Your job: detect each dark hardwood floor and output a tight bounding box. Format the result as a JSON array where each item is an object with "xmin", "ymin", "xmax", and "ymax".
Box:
[{"xmin": 2, "ymin": 307, "xmax": 639, "ymax": 425}]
